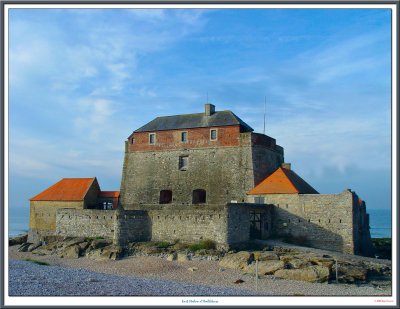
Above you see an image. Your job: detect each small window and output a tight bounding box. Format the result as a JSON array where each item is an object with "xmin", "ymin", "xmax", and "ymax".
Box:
[
  {"xmin": 131, "ymin": 138, "xmax": 135, "ymax": 144},
  {"xmin": 192, "ymin": 189, "xmax": 206, "ymax": 204},
  {"xmin": 179, "ymin": 156, "xmax": 188, "ymax": 170},
  {"xmin": 149, "ymin": 133, "xmax": 156, "ymax": 145},
  {"xmin": 181, "ymin": 132, "xmax": 187, "ymax": 143},
  {"xmin": 159, "ymin": 190, "xmax": 172, "ymax": 204},
  {"xmin": 210, "ymin": 129, "xmax": 217, "ymax": 140}
]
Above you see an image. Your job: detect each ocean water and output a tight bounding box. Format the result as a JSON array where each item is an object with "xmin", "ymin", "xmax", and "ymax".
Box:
[
  {"xmin": 368, "ymin": 208, "xmax": 392, "ymax": 238},
  {"xmin": 8, "ymin": 208, "xmax": 392, "ymax": 238}
]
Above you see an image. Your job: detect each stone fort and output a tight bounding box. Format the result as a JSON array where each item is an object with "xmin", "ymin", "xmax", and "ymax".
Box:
[{"xmin": 28, "ymin": 103, "xmax": 373, "ymax": 256}]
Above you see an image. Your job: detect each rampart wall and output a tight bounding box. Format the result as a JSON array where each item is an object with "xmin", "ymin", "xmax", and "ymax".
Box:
[{"xmin": 246, "ymin": 190, "xmax": 372, "ymax": 254}]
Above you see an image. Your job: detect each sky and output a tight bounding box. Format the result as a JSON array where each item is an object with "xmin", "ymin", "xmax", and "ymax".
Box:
[{"xmin": 7, "ymin": 7, "xmax": 392, "ymax": 227}]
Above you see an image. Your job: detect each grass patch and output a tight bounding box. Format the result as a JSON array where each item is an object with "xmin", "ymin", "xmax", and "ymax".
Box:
[
  {"xmin": 154, "ymin": 241, "xmax": 171, "ymax": 248},
  {"xmin": 24, "ymin": 258, "xmax": 50, "ymax": 266},
  {"xmin": 189, "ymin": 239, "xmax": 216, "ymax": 252}
]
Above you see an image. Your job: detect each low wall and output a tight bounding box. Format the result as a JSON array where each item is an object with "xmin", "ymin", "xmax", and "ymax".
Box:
[
  {"xmin": 146, "ymin": 205, "xmax": 229, "ymax": 245},
  {"xmin": 55, "ymin": 209, "xmax": 116, "ymax": 240},
  {"xmin": 247, "ymin": 190, "xmax": 366, "ymax": 254},
  {"xmin": 114, "ymin": 210, "xmax": 151, "ymax": 245}
]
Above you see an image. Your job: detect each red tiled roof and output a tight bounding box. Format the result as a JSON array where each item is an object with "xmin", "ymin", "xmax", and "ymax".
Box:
[
  {"xmin": 99, "ymin": 191, "xmax": 120, "ymax": 198},
  {"xmin": 30, "ymin": 178, "xmax": 96, "ymax": 201},
  {"xmin": 247, "ymin": 167, "xmax": 319, "ymax": 195}
]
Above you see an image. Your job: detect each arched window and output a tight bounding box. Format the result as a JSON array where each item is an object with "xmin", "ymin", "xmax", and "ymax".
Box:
[
  {"xmin": 192, "ymin": 189, "xmax": 206, "ymax": 204},
  {"xmin": 159, "ymin": 190, "xmax": 173, "ymax": 204}
]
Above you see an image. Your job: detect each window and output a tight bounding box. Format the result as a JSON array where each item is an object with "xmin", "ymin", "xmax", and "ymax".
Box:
[
  {"xmin": 149, "ymin": 133, "xmax": 156, "ymax": 145},
  {"xmin": 254, "ymin": 197, "xmax": 264, "ymax": 204},
  {"xmin": 210, "ymin": 129, "xmax": 217, "ymax": 140},
  {"xmin": 131, "ymin": 138, "xmax": 135, "ymax": 144},
  {"xmin": 181, "ymin": 131, "xmax": 187, "ymax": 143},
  {"xmin": 179, "ymin": 156, "xmax": 188, "ymax": 170},
  {"xmin": 159, "ymin": 190, "xmax": 173, "ymax": 204},
  {"xmin": 192, "ymin": 189, "xmax": 206, "ymax": 204}
]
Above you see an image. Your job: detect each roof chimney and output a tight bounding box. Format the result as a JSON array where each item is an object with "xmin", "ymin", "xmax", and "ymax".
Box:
[
  {"xmin": 282, "ymin": 163, "xmax": 291, "ymax": 170},
  {"xmin": 205, "ymin": 103, "xmax": 215, "ymax": 116}
]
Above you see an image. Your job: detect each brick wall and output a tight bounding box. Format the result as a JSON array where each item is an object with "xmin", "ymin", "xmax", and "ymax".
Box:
[{"xmin": 128, "ymin": 125, "xmax": 241, "ymax": 152}]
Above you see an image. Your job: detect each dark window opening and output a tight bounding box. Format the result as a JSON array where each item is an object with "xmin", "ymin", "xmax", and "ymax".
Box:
[
  {"xmin": 179, "ymin": 156, "xmax": 188, "ymax": 170},
  {"xmin": 181, "ymin": 132, "xmax": 187, "ymax": 142},
  {"xmin": 210, "ymin": 129, "xmax": 217, "ymax": 140},
  {"xmin": 149, "ymin": 133, "xmax": 156, "ymax": 145},
  {"xmin": 159, "ymin": 190, "xmax": 172, "ymax": 204},
  {"xmin": 192, "ymin": 189, "xmax": 206, "ymax": 204}
]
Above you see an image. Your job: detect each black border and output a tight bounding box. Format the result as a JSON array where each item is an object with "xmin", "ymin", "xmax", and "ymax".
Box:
[{"xmin": 1, "ymin": 1, "xmax": 399, "ymax": 308}]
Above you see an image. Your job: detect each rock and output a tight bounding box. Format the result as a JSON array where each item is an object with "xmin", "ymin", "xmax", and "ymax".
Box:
[
  {"xmin": 279, "ymin": 254, "xmax": 295, "ymax": 263},
  {"xmin": 219, "ymin": 268, "xmax": 225, "ymax": 272},
  {"xmin": 337, "ymin": 264, "xmax": 367, "ymax": 283},
  {"xmin": 288, "ymin": 258, "xmax": 310, "ymax": 269},
  {"xmin": 219, "ymin": 251, "xmax": 252, "ymax": 270},
  {"xmin": 188, "ymin": 267, "xmax": 198, "ymax": 272},
  {"xmin": 100, "ymin": 245, "xmax": 123, "ymax": 260},
  {"xmin": 79, "ymin": 242, "xmax": 90, "ymax": 252},
  {"xmin": 89, "ymin": 239, "xmax": 110, "ymax": 250},
  {"xmin": 167, "ymin": 252, "xmax": 177, "ymax": 261},
  {"xmin": 64, "ymin": 237, "xmax": 86, "ymax": 248},
  {"xmin": 258, "ymin": 252, "xmax": 280, "ymax": 261},
  {"xmin": 244, "ymin": 260, "xmax": 285, "ymax": 275},
  {"xmin": 61, "ymin": 245, "xmax": 81, "ymax": 259},
  {"xmin": 28, "ymin": 242, "xmax": 42, "ymax": 252},
  {"xmin": 9, "ymin": 234, "xmax": 28, "ymax": 246},
  {"xmin": 274, "ymin": 266, "xmax": 330, "ymax": 283},
  {"xmin": 177, "ymin": 253, "xmax": 190, "ymax": 262},
  {"xmin": 18, "ymin": 243, "xmax": 31, "ymax": 252},
  {"xmin": 234, "ymin": 279, "xmax": 245, "ymax": 284},
  {"xmin": 310, "ymin": 257, "xmax": 334, "ymax": 269}
]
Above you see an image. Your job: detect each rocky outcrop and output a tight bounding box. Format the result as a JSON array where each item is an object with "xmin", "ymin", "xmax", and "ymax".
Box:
[
  {"xmin": 274, "ymin": 266, "xmax": 330, "ymax": 283},
  {"xmin": 9, "ymin": 234, "xmax": 28, "ymax": 246},
  {"xmin": 219, "ymin": 248, "xmax": 391, "ymax": 284}
]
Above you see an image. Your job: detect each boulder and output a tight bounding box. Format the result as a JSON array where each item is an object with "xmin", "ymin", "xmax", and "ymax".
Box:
[
  {"xmin": 167, "ymin": 252, "xmax": 178, "ymax": 261},
  {"xmin": 64, "ymin": 237, "xmax": 86, "ymax": 248},
  {"xmin": 79, "ymin": 242, "xmax": 90, "ymax": 252},
  {"xmin": 28, "ymin": 242, "xmax": 42, "ymax": 252},
  {"xmin": 258, "ymin": 252, "xmax": 280, "ymax": 261},
  {"xmin": 89, "ymin": 239, "xmax": 110, "ymax": 250},
  {"xmin": 336, "ymin": 264, "xmax": 367, "ymax": 283},
  {"xmin": 219, "ymin": 251, "xmax": 252, "ymax": 270},
  {"xmin": 18, "ymin": 243, "xmax": 31, "ymax": 252},
  {"xmin": 310, "ymin": 257, "xmax": 335, "ymax": 269},
  {"xmin": 288, "ymin": 258, "xmax": 310, "ymax": 269},
  {"xmin": 100, "ymin": 245, "xmax": 123, "ymax": 260},
  {"xmin": 60, "ymin": 245, "xmax": 81, "ymax": 259},
  {"xmin": 188, "ymin": 267, "xmax": 199, "ymax": 272},
  {"xmin": 244, "ymin": 260, "xmax": 285, "ymax": 275},
  {"xmin": 177, "ymin": 253, "xmax": 190, "ymax": 262},
  {"xmin": 274, "ymin": 266, "xmax": 330, "ymax": 283},
  {"xmin": 9, "ymin": 234, "xmax": 28, "ymax": 246}
]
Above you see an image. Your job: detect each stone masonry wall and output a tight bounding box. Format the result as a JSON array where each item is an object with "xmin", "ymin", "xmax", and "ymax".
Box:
[
  {"xmin": 55, "ymin": 209, "xmax": 115, "ymax": 240},
  {"xmin": 246, "ymin": 190, "xmax": 357, "ymax": 254},
  {"xmin": 120, "ymin": 132, "xmax": 283, "ymax": 206},
  {"xmin": 145, "ymin": 205, "xmax": 229, "ymax": 245},
  {"xmin": 114, "ymin": 210, "xmax": 151, "ymax": 245}
]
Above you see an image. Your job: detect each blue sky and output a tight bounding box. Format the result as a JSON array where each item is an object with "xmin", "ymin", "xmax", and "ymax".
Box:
[{"xmin": 8, "ymin": 8, "xmax": 392, "ymax": 224}]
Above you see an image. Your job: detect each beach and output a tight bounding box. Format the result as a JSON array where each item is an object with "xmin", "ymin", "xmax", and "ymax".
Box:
[{"xmin": 8, "ymin": 245, "xmax": 391, "ymax": 297}]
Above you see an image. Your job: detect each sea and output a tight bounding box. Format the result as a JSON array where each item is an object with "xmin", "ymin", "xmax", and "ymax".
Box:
[{"xmin": 7, "ymin": 208, "xmax": 392, "ymax": 239}]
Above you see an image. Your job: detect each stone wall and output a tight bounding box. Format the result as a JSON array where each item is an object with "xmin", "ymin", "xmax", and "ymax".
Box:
[
  {"xmin": 120, "ymin": 132, "xmax": 283, "ymax": 207},
  {"xmin": 114, "ymin": 210, "xmax": 151, "ymax": 245},
  {"xmin": 246, "ymin": 190, "xmax": 372, "ymax": 255},
  {"xmin": 28, "ymin": 201, "xmax": 83, "ymax": 243},
  {"xmin": 55, "ymin": 209, "xmax": 115, "ymax": 240}
]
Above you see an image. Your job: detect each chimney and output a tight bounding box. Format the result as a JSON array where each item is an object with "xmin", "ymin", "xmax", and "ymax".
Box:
[
  {"xmin": 205, "ymin": 103, "xmax": 215, "ymax": 116},
  {"xmin": 282, "ymin": 163, "xmax": 291, "ymax": 170}
]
